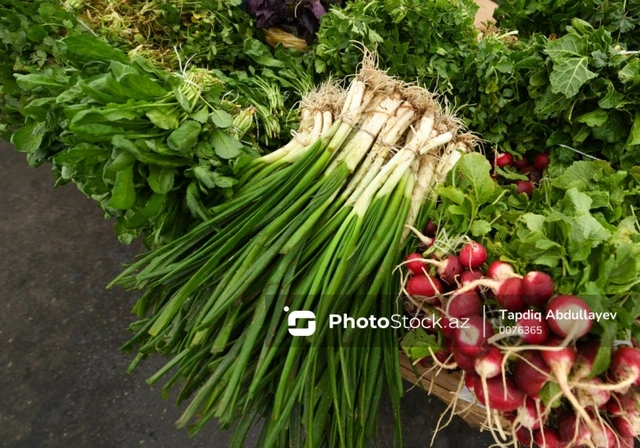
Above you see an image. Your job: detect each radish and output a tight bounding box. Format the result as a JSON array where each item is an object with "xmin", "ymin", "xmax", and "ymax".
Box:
[
  {"xmin": 609, "ymin": 346, "xmax": 640, "ymax": 388},
  {"xmin": 424, "ymin": 219, "xmax": 437, "ymax": 237},
  {"xmin": 534, "ymin": 153, "xmax": 550, "ymax": 171},
  {"xmin": 455, "ymin": 277, "xmax": 526, "ymax": 311},
  {"xmin": 545, "ymin": 295, "xmax": 593, "ymax": 339},
  {"xmin": 406, "ymin": 274, "xmax": 443, "ymax": 304},
  {"xmin": 416, "ymin": 255, "xmax": 463, "ymax": 284},
  {"xmin": 464, "ymin": 371, "xmax": 478, "ymax": 392},
  {"xmin": 575, "ymin": 378, "xmax": 611, "ymax": 409},
  {"xmin": 522, "ymin": 165, "xmax": 543, "ymax": 182},
  {"xmin": 515, "ymin": 427, "xmax": 533, "ymax": 446},
  {"xmin": 517, "ymin": 316, "xmax": 549, "ymax": 345},
  {"xmin": 453, "ymin": 315, "xmax": 493, "ymax": 357},
  {"xmin": 445, "ymin": 290, "xmax": 482, "ymax": 318},
  {"xmin": 607, "ymin": 393, "xmax": 637, "ymax": 416},
  {"xmin": 452, "ymin": 347, "xmax": 476, "ymax": 373},
  {"xmin": 513, "ymin": 351, "xmax": 550, "ymax": 398},
  {"xmin": 405, "ymin": 252, "xmax": 426, "ymax": 275},
  {"xmin": 472, "ymin": 374, "xmax": 525, "ymax": 412},
  {"xmin": 558, "ymin": 411, "xmax": 591, "ymax": 445},
  {"xmin": 533, "ymin": 427, "xmax": 562, "ymax": 448},
  {"xmin": 612, "ymin": 415, "xmax": 639, "ymax": 438},
  {"xmin": 572, "ymin": 340, "xmax": 600, "ymax": 380},
  {"xmin": 522, "ymin": 271, "xmax": 554, "ymax": 306},
  {"xmin": 514, "ymin": 157, "xmax": 529, "ymax": 169},
  {"xmin": 517, "ymin": 397, "xmax": 543, "ymax": 430},
  {"xmin": 590, "ymin": 419, "xmax": 616, "ymax": 448},
  {"xmin": 496, "ymin": 152, "xmax": 513, "ymax": 168},
  {"xmin": 460, "ymin": 269, "xmax": 483, "ymax": 291},
  {"xmin": 458, "ymin": 241, "xmax": 487, "ymax": 269},
  {"xmin": 440, "ymin": 315, "xmax": 457, "ymax": 339},
  {"xmin": 486, "ymin": 260, "xmax": 517, "ymax": 281},
  {"xmin": 542, "ymin": 339, "xmax": 600, "ymax": 435},
  {"xmin": 474, "ymin": 346, "xmax": 503, "ymax": 379},
  {"xmin": 516, "ymin": 180, "xmax": 534, "ymax": 197}
]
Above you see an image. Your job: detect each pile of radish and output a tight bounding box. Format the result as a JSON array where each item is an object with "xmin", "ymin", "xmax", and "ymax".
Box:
[
  {"xmin": 402, "ymin": 229, "xmax": 640, "ymax": 448},
  {"xmin": 494, "ymin": 152, "xmax": 549, "ymax": 197}
]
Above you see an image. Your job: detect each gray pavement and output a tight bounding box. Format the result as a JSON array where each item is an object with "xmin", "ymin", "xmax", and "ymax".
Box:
[{"xmin": 0, "ymin": 141, "xmax": 493, "ymax": 447}]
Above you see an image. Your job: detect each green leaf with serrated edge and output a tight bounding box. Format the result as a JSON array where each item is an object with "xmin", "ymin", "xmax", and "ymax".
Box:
[
  {"xmin": 470, "ymin": 220, "xmax": 491, "ymax": 237},
  {"xmin": 190, "ymin": 108, "xmax": 209, "ymax": 124},
  {"xmin": 146, "ymin": 108, "xmax": 179, "ymax": 130},
  {"xmin": 109, "ymin": 164, "xmax": 136, "ymax": 210},
  {"xmin": 549, "ymin": 57, "xmax": 597, "ymax": 98},
  {"xmin": 456, "ymin": 153, "xmax": 495, "ymax": 204},
  {"xmin": 401, "ymin": 329, "xmax": 439, "ymax": 363}
]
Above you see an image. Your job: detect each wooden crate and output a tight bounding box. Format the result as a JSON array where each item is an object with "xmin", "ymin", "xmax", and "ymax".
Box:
[{"xmin": 399, "ymin": 354, "xmax": 486, "ymax": 428}]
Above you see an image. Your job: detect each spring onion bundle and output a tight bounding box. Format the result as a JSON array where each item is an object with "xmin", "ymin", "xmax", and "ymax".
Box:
[{"xmin": 112, "ymin": 55, "xmax": 476, "ymax": 447}]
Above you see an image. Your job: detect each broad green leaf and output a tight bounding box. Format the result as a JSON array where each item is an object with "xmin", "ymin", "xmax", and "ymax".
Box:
[
  {"xmin": 190, "ymin": 108, "xmax": 210, "ymax": 124},
  {"xmin": 539, "ymin": 382, "xmax": 563, "ymax": 408},
  {"xmin": 63, "ymin": 35, "xmax": 127, "ymax": 64},
  {"xmin": 210, "ymin": 109, "xmax": 234, "ymax": 128},
  {"xmin": 549, "ymin": 57, "xmax": 597, "ymax": 98},
  {"xmin": 147, "ymin": 166, "xmax": 175, "ymax": 194},
  {"xmin": 576, "ymin": 110, "xmax": 608, "ymax": 127},
  {"xmin": 110, "ymin": 164, "xmax": 136, "ymax": 210},
  {"xmin": 212, "ymin": 172, "xmax": 237, "ymax": 188},
  {"xmin": 167, "ymin": 120, "xmax": 201, "ymax": 154},
  {"xmin": 544, "ymin": 34, "xmax": 588, "ymax": 61},
  {"xmin": 598, "ymin": 80, "xmax": 624, "ymax": 109},
  {"xmin": 15, "ymin": 73, "xmax": 66, "ymax": 91},
  {"xmin": 522, "ymin": 213, "xmax": 545, "ymax": 231},
  {"xmin": 211, "ymin": 129, "xmax": 244, "ymax": 159},
  {"xmin": 11, "ymin": 122, "xmax": 44, "ymax": 154},
  {"xmin": 470, "ymin": 220, "xmax": 492, "ymax": 237},
  {"xmin": 628, "ymin": 112, "xmax": 640, "ymax": 146},
  {"xmin": 456, "ymin": 153, "xmax": 495, "ymax": 203},
  {"xmin": 146, "ymin": 108, "xmax": 179, "ymax": 130},
  {"xmin": 552, "ymin": 161, "xmax": 597, "ymax": 190},
  {"xmin": 563, "ymin": 188, "xmax": 592, "ymax": 215},
  {"xmin": 119, "ymin": 73, "xmax": 168, "ymax": 99},
  {"xmin": 590, "ymin": 321, "xmax": 617, "ymax": 377},
  {"xmin": 436, "ymin": 186, "xmax": 465, "ymax": 205},
  {"xmin": 174, "ymin": 89, "xmax": 191, "ymax": 112},
  {"xmin": 401, "ymin": 329, "xmax": 439, "ymax": 363}
]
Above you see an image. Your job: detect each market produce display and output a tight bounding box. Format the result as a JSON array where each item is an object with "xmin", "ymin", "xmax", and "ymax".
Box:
[{"xmin": 2, "ymin": 0, "xmax": 640, "ymax": 447}]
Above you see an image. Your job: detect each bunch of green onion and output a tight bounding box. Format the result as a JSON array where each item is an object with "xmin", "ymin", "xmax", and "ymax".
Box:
[{"xmin": 112, "ymin": 57, "xmax": 475, "ymax": 447}]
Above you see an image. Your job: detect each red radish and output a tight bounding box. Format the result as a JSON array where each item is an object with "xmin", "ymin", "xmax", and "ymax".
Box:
[
  {"xmin": 405, "ymin": 252, "xmax": 426, "ymax": 275},
  {"xmin": 607, "ymin": 394, "xmax": 637, "ymax": 416},
  {"xmin": 453, "ymin": 347, "xmax": 476, "ymax": 373},
  {"xmin": 576, "ymin": 378, "xmax": 611, "ymax": 409},
  {"xmin": 513, "ymin": 351, "xmax": 550, "ymax": 398},
  {"xmin": 496, "ymin": 152, "xmax": 513, "ymax": 168},
  {"xmin": 522, "ymin": 271, "xmax": 555, "ymax": 306},
  {"xmin": 440, "ymin": 315, "xmax": 457, "ymax": 339},
  {"xmin": 464, "ymin": 372, "xmax": 478, "ymax": 392},
  {"xmin": 573, "ymin": 340, "xmax": 600, "ymax": 379},
  {"xmin": 474, "ymin": 346, "xmax": 503, "ymax": 379},
  {"xmin": 612, "ymin": 413, "xmax": 640, "ymax": 438},
  {"xmin": 609, "ymin": 346, "xmax": 640, "ymax": 388},
  {"xmin": 522, "ymin": 165, "xmax": 543, "ymax": 182},
  {"xmin": 453, "ymin": 316, "xmax": 493, "ymax": 357},
  {"xmin": 545, "ymin": 295, "xmax": 593, "ymax": 339},
  {"xmin": 455, "ymin": 277, "xmax": 526, "ymax": 311},
  {"xmin": 619, "ymin": 437, "xmax": 635, "ymax": 448},
  {"xmin": 424, "ymin": 219, "xmax": 437, "ymax": 237},
  {"xmin": 542, "ymin": 339, "xmax": 601, "ymax": 435},
  {"xmin": 486, "ymin": 260, "xmax": 517, "ymax": 281},
  {"xmin": 534, "ymin": 153, "xmax": 550, "ymax": 171},
  {"xmin": 514, "ymin": 157, "xmax": 529, "ymax": 169},
  {"xmin": 517, "ymin": 316, "xmax": 550, "ymax": 345},
  {"xmin": 460, "ymin": 269, "xmax": 483, "ymax": 292},
  {"xmin": 516, "ymin": 180, "xmax": 534, "ymax": 197},
  {"xmin": 557, "ymin": 412, "xmax": 591, "ymax": 445},
  {"xmin": 458, "ymin": 241, "xmax": 487, "ymax": 269},
  {"xmin": 518, "ymin": 397, "xmax": 543, "ymax": 430},
  {"xmin": 433, "ymin": 255, "xmax": 464, "ymax": 284},
  {"xmin": 406, "ymin": 274, "xmax": 443, "ymax": 304},
  {"xmin": 495, "ymin": 277, "xmax": 525, "ymax": 311},
  {"xmin": 534, "ymin": 427, "xmax": 562, "ymax": 448},
  {"xmin": 473, "ymin": 374, "xmax": 525, "ymax": 412},
  {"xmin": 590, "ymin": 420, "xmax": 616, "ymax": 448},
  {"xmin": 515, "ymin": 427, "xmax": 533, "ymax": 445},
  {"xmin": 446, "ymin": 291, "xmax": 482, "ymax": 318}
]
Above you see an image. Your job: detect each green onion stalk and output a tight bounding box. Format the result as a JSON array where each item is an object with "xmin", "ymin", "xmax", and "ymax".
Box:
[{"xmin": 111, "ymin": 58, "xmax": 474, "ymax": 447}]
